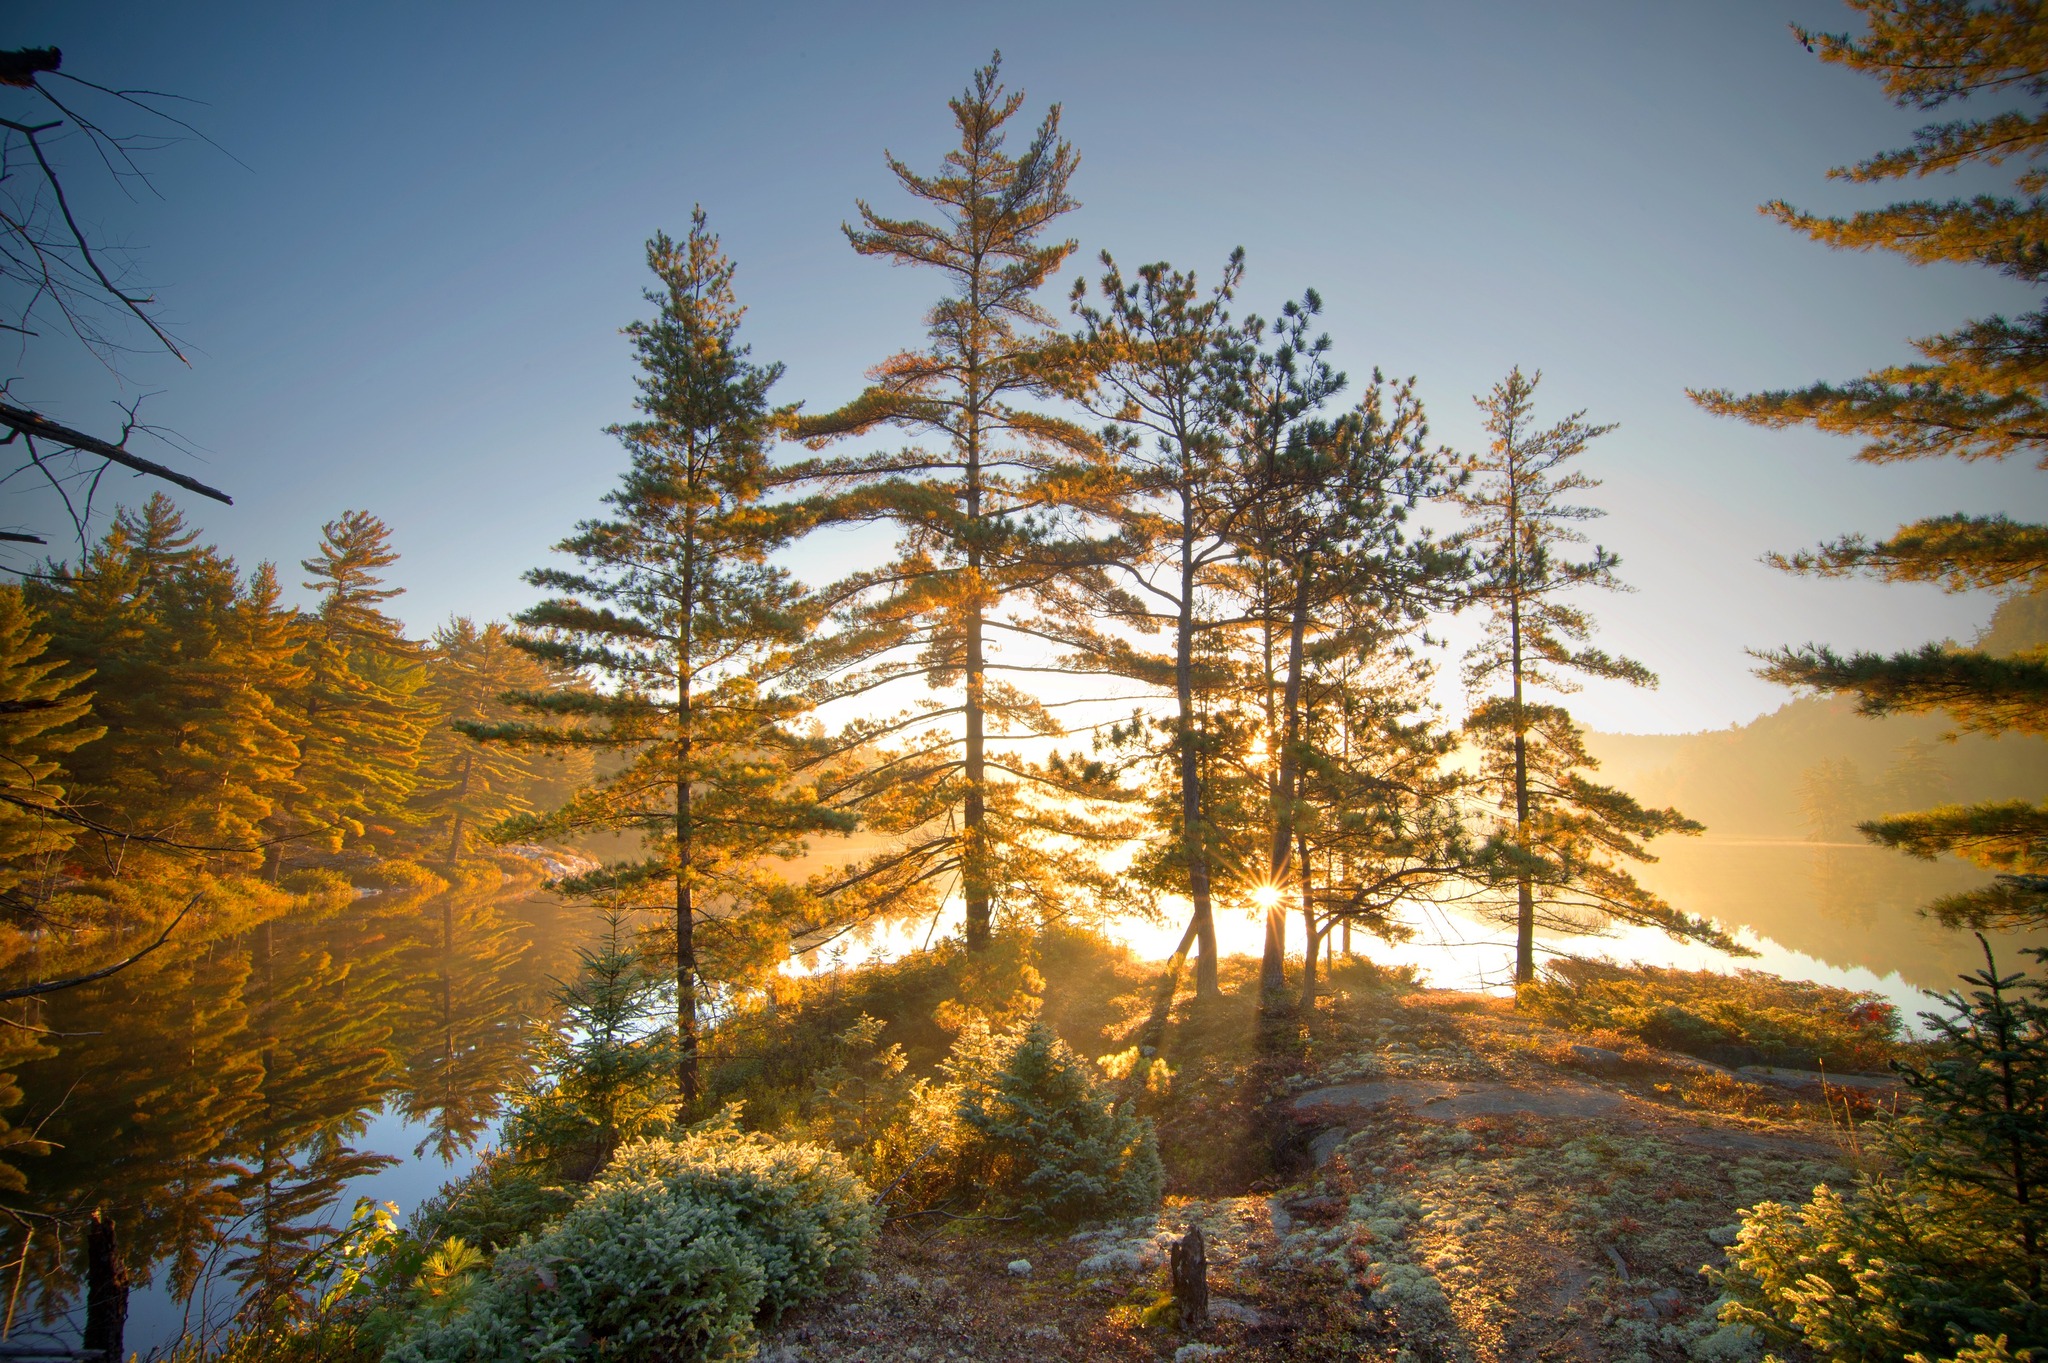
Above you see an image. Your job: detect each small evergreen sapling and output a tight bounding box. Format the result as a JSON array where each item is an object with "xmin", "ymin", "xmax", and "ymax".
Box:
[
  {"xmin": 1714, "ymin": 939, "xmax": 2048, "ymax": 1361},
  {"xmin": 503, "ymin": 905, "xmax": 676, "ymax": 1181},
  {"xmin": 949, "ymin": 1019, "xmax": 1164, "ymax": 1226},
  {"xmin": 1894, "ymin": 939, "xmax": 2048, "ymax": 1301}
]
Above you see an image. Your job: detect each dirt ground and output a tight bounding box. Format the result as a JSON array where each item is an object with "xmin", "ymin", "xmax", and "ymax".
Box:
[{"xmin": 758, "ymin": 983, "xmax": 1871, "ymax": 1363}]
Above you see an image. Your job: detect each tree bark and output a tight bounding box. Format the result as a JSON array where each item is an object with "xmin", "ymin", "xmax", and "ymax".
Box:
[
  {"xmin": 677, "ymin": 529, "xmax": 701, "ymax": 1104},
  {"xmin": 962, "ymin": 362, "xmax": 991, "ymax": 952},
  {"xmin": 1511, "ymin": 584, "xmax": 1535, "ymax": 985},
  {"xmin": 1176, "ymin": 502, "xmax": 1218, "ymax": 998},
  {"xmin": 1298, "ymin": 831, "xmax": 1319, "ymax": 1010},
  {"xmin": 1262, "ymin": 568, "xmax": 1312, "ymax": 1000}
]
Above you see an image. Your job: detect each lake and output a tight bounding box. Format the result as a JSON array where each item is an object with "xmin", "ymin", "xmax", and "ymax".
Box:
[{"xmin": 3, "ymin": 840, "xmax": 2039, "ymax": 1356}]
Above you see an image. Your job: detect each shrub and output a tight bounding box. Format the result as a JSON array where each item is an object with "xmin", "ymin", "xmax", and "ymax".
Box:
[
  {"xmin": 386, "ymin": 1178, "xmax": 767, "ymax": 1363},
  {"xmin": 599, "ymin": 1114, "xmax": 878, "ymax": 1316},
  {"xmin": 1519, "ymin": 958, "xmax": 1904, "ymax": 1071},
  {"xmin": 803, "ymin": 1014, "xmax": 964, "ymax": 1213},
  {"xmin": 387, "ymin": 1124, "xmax": 875, "ymax": 1362},
  {"xmin": 411, "ymin": 1151, "xmax": 573, "ymax": 1256},
  {"xmin": 1712, "ymin": 942, "xmax": 2048, "ymax": 1361},
  {"xmin": 949, "ymin": 1018, "xmax": 1164, "ymax": 1226}
]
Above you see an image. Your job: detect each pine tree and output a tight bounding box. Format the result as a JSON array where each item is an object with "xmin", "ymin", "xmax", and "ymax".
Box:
[
  {"xmin": 412, "ymin": 618, "xmax": 552, "ymax": 867},
  {"xmin": 1217, "ymin": 332, "xmax": 1462, "ymax": 1001},
  {"xmin": 1899, "ymin": 938, "xmax": 2048, "ymax": 1299},
  {"xmin": 479, "ymin": 212, "xmax": 839, "ymax": 1104},
  {"xmin": 30, "ymin": 498, "xmax": 191, "ymax": 857},
  {"xmin": 1062, "ymin": 251, "xmax": 1246, "ymax": 999},
  {"xmin": 787, "ymin": 53, "xmax": 1109, "ymax": 952},
  {"xmin": 1690, "ymin": 1, "xmax": 2048, "ymax": 930},
  {"xmin": 1214, "ymin": 292, "xmax": 1347, "ymax": 997},
  {"xmin": 1717, "ymin": 939, "xmax": 2048, "ymax": 1357},
  {"xmin": 948, "ymin": 1018, "xmax": 1162, "ymax": 1226},
  {"xmin": 0, "ymin": 585, "xmax": 98, "ymax": 913},
  {"xmin": 267, "ymin": 511, "xmax": 428, "ymax": 875},
  {"xmin": 503, "ymin": 904, "xmax": 675, "ymax": 1181},
  {"xmin": 1455, "ymin": 368, "xmax": 1723, "ymax": 982},
  {"xmin": 1292, "ymin": 638, "xmax": 1470, "ymax": 1006},
  {"xmin": 27, "ymin": 497, "xmax": 299, "ymax": 873}
]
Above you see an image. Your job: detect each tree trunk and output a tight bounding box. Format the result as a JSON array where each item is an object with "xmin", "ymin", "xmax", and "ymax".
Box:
[
  {"xmin": 1170, "ymin": 1225, "xmax": 1208, "ymax": 1328},
  {"xmin": 1176, "ymin": 512, "xmax": 1217, "ymax": 998},
  {"xmin": 964, "ymin": 593, "xmax": 989, "ymax": 950},
  {"xmin": 1510, "ymin": 595, "xmax": 1535, "ymax": 985},
  {"xmin": 1132, "ymin": 915, "xmax": 1199, "ymax": 1080},
  {"xmin": 962, "ymin": 367, "xmax": 991, "ymax": 953},
  {"xmin": 1262, "ymin": 569, "xmax": 1312, "ymax": 1000},
  {"xmin": 676, "ymin": 768, "xmax": 699, "ymax": 1104},
  {"xmin": 676, "ymin": 534, "xmax": 701, "ymax": 1102},
  {"xmin": 1298, "ymin": 832, "xmax": 1319, "ymax": 1010}
]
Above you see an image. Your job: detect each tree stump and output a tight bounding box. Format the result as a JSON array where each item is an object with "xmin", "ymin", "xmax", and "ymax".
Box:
[
  {"xmin": 82, "ymin": 1210, "xmax": 126, "ymax": 1363},
  {"xmin": 1170, "ymin": 1223, "xmax": 1208, "ymax": 1328}
]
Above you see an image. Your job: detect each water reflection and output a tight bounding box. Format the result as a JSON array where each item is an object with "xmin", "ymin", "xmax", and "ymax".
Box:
[{"xmin": 0, "ymin": 884, "xmax": 589, "ymax": 1350}]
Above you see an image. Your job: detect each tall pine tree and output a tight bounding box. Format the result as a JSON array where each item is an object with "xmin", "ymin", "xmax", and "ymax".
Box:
[
  {"xmin": 788, "ymin": 53, "xmax": 1111, "ymax": 952},
  {"xmin": 1692, "ymin": 1, "xmax": 2048, "ymax": 930},
  {"xmin": 481, "ymin": 212, "xmax": 840, "ymax": 1103},
  {"xmin": 1455, "ymin": 369, "xmax": 1728, "ymax": 982},
  {"xmin": 0, "ymin": 585, "xmax": 98, "ymax": 913},
  {"xmin": 413, "ymin": 618, "xmax": 554, "ymax": 868},
  {"xmin": 266, "ymin": 511, "xmax": 428, "ymax": 876},
  {"xmin": 1062, "ymin": 251, "xmax": 1246, "ymax": 999}
]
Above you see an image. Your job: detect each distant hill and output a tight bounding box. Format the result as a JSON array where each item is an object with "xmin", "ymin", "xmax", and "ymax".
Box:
[
  {"xmin": 1586, "ymin": 591, "xmax": 2047, "ymax": 843},
  {"xmin": 1581, "ymin": 591, "xmax": 2048, "ymax": 989}
]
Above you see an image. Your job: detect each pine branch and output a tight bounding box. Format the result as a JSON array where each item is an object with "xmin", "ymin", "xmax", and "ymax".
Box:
[{"xmin": 1758, "ymin": 642, "xmax": 2048, "ymax": 735}]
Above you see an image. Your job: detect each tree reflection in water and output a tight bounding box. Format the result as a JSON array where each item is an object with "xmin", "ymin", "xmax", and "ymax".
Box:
[{"xmin": 0, "ymin": 884, "xmax": 581, "ymax": 1339}]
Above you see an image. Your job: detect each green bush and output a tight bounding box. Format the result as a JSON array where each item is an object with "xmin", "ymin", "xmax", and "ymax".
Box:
[
  {"xmin": 802, "ymin": 1014, "xmax": 964, "ymax": 1214},
  {"xmin": 599, "ymin": 1114, "xmax": 878, "ymax": 1317},
  {"xmin": 387, "ymin": 1124, "xmax": 875, "ymax": 1363},
  {"xmin": 1519, "ymin": 958, "xmax": 1903, "ymax": 1070},
  {"xmin": 386, "ymin": 1178, "xmax": 767, "ymax": 1363},
  {"xmin": 949, "ymin": 1018, "xmax": 1164, "ymax": 1226}
]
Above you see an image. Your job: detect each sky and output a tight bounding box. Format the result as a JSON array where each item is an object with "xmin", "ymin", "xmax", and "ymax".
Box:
[{"xmin": 5, "ymin": 0, "xmax": 2041, "ymax": 735}]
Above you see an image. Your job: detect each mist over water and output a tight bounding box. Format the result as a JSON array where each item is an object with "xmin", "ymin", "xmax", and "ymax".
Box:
[{"xmin": 797, "ymin": 839, "xmax": 2044, "ymax": 1033}]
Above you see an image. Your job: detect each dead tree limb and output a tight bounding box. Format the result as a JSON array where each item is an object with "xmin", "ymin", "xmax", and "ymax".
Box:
[{"xmin": 0, "ymin": 403, "xmax": 230, "ymax": 504}]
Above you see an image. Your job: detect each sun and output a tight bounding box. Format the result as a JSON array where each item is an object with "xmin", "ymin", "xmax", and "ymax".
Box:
[{"xmin": 1250, "ymin": 882, "xmax": 1282, "ymax": 911}]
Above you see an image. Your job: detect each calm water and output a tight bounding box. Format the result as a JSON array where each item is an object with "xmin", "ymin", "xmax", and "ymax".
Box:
[
  {"xmin": 0, "ymin": 884, "xmax": 594, "ymax": 1357},
  {"xmin": 4, "ymin": 841, "xmax": 2040, "ymax": 1356}
]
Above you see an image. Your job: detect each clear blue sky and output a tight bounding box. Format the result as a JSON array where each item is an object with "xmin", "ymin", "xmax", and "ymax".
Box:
[{"xmin": 7, "ymin": 0, "xmax": 2040, "ymax": 733}]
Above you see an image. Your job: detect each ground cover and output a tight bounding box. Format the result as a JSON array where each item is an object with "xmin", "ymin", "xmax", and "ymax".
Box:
[{"xmin": 739, "ymin": 942, "xmax": 1896, "ymax": 1363}]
